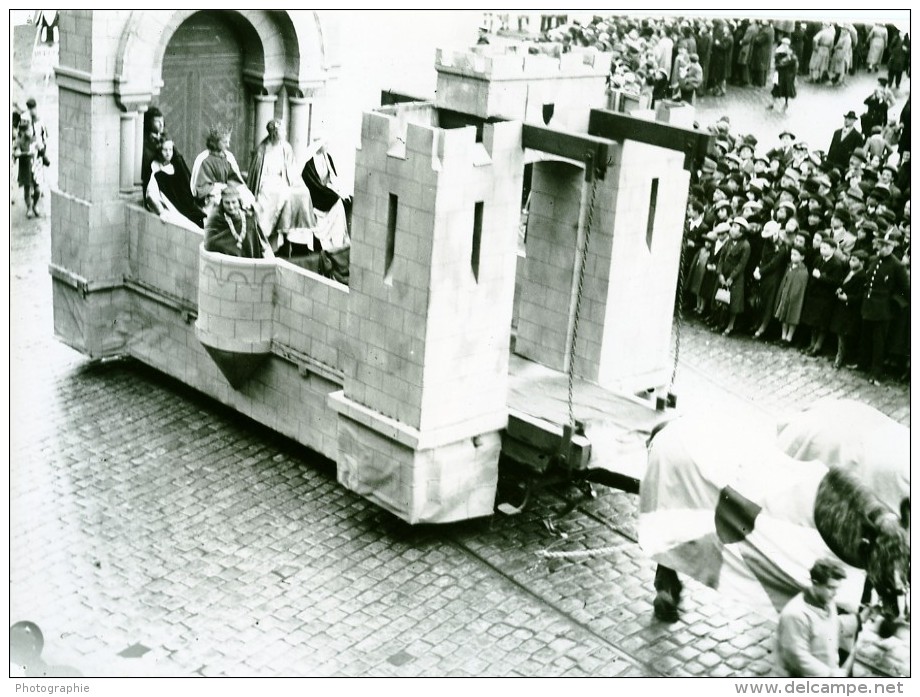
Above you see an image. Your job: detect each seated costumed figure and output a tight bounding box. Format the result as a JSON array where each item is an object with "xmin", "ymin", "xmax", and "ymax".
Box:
[
  {"xmin": 203, "ymin": 186, "xmax": 273, "ymax": 259},
  {"xmin": 190, "ymin": 123, "xmax": 256, "ymax": 219},
  {"xmin": 146, "ymin": 136, "xmax": 205, "ymax": 231}
]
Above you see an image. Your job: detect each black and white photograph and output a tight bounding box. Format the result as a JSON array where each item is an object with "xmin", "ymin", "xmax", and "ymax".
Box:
[{"xmin": 8, "ymin": 7, "xmax": 911, "ymax": 688}]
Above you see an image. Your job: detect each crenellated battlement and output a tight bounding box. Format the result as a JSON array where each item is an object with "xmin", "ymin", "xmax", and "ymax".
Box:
[
  {"xmin": 435, "ymin": 46, "xmax": 610, "ymax": 82},
  {"xmin": 434, "ymin": 46, "xmax": 610, "ymax": 125},
  {"xmin": 358, "ymin": 103, "xmax": 522, "ymax": 169}
]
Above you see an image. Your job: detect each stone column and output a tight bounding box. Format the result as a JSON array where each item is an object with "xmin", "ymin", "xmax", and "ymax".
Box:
[
  {"xmin": 134, "ymin": 106, "xmax": 147, "ymax": 186},
  {"xmin": 253, "ymin": 94, "xmax": 278, "ymax": 154},
  {"xmin": 287, "ymin": 96, "xmax": 311, "ymax": 165},
  {"xmin": 119, "ymin": 111, "xmax": 136, "ymax": 192}
]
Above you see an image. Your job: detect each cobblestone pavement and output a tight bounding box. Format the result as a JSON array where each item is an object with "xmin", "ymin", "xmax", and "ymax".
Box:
[{"xmin": 9, "ymin": 53, "xmax": 909, "ymax": 678}]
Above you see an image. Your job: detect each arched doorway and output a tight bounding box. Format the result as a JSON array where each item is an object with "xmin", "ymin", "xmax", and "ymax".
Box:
[{"xmin": 159, "ymin": 11, "xmax": 252, "ymax": 170}]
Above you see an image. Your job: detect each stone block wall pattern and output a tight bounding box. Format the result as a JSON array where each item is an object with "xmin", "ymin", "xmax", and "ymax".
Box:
[
  {"xmin": 435, "ymin": 46, "xmax": 610, "ymax": 129},
  {"xmin": 196, "ymin": 247, "xmax": 276, "ymax": 355}
]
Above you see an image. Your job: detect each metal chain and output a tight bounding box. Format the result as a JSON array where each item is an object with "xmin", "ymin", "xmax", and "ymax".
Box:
[
  {"xmin": 567, "ymin": 171, "xmax": 602, "ymax": 429},
  {"xmin": 670, "ymin": 240, "xmax": 686, "ymax": 390}
]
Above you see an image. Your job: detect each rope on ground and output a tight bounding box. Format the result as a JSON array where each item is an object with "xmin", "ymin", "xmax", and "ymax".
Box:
[{"xmin": 536, "ymin": 545, "xmax": 622, "ymax": 560}]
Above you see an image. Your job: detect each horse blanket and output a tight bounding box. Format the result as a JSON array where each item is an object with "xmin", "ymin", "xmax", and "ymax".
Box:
[
  {"xmin": 639, "ymin": 414, "xmax": 866, "ymax": 616},
  {"xmin": 777, "ymin": 398, "xmax": 909, "ymax": 517}
]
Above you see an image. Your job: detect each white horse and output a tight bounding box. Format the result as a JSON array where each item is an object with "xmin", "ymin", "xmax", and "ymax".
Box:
[{"xmin": 640, "ymin": 411, "xmax": 909, "ymax": 629}]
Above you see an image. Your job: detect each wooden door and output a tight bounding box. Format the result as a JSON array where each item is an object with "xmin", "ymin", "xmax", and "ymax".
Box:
[{"xmin": 160, "ymin": 11, "xmax": 251, "ymax": 171}]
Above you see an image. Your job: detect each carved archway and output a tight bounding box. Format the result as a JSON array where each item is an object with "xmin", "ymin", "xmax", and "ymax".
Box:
[{"xmin": 114, "ymin": 9, "xmax": 330, "ymax": 109}]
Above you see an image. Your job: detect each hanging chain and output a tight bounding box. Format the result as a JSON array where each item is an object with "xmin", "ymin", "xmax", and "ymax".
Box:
[
  {"xmin": 567, "ymin": 167, "xmax": 602, "ymax": 430},
  {"xmin": 670, "ymin": 240, "xmax": 686, "ymax": 390}
]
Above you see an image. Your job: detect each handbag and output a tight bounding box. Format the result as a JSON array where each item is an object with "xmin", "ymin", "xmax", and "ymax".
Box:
[{"xmin": 714, "ymin": 286, "xmax": 731, "ymax": 304}]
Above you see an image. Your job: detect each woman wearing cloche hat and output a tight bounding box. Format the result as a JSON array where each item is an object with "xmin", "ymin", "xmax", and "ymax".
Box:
[{"xmin": 769, "ymin": 37, "xmax": 799, "ymax": 112}]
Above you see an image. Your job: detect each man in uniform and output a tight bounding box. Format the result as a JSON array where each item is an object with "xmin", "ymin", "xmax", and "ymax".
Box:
[{"xmin": 860, "ymin": 231, "xmax": 909, "ymax": 384}]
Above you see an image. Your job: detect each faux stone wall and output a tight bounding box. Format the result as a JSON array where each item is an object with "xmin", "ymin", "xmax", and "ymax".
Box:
[{"xmin": 348, "ymin": 106, "xmax": 521, "ymax": 435}]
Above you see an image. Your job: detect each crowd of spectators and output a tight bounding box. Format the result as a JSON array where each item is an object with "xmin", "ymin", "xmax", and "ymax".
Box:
[
  {"xmin": 678, "ymin": 98, "xmax": 910, "ymax": 385},
  {"xmin": 484, "ymin": 14, "xmax": 911, "ymax": 385},
  {"xmin": 491, "ymin": 15, "xmax": 910, "ymax": 107}
]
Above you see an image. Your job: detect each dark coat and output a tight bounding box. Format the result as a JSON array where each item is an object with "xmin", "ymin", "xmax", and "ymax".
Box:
[
  {"xmin": 826, "ymin": 127, "xmax": 864, "ymax": 173},
  {"xmin": 755, "ymin": 239, "xmax": 790, "ymax": 316},
  {"xmin": 716, "ymin": 237, "xmax": 751, "ymax": 313},
  {"xmin": 861, "ymin": 254, "xmax": 910, "ymax": 321},
  {"xmin": 700, "ymin": 237, "xmax": 728, "ymax": 303},
  {"xmin": 801, "ymin": 254, "xmax": 847, "ymax": 329},
  {"xmin": 772, "ymin": 51, "xmax": 799, "ymax": 100},
  {"xmin": 887, "ymin": 35, "xmax": 908, "ymax": 73},
  {"xmin": 751, "ymin": 24, "xmax": 775, "ymax": 73},
  {"xmin": 774, "ymin": 262, "xmax": 809, "ymax": 324},
  {"xmin": 828, "ymin": 269, "xmax": 866, "ymax": 336},
  {"xmin": 708, "ymin": 26, "xmax": 734, "ymax": 85}
]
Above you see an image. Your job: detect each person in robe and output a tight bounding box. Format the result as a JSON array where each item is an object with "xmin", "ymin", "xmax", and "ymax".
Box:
[
  {"xmin": 141, "ymin": 107, "xmax": 191, "ymax": 206},
  {"xmin": 145, "ymin": 136, "xmax": 205, "ymax": 231},
  {"xmin": 301, "ymin": 135, "xmax": 352, "ymax": 222},
  {"xmin": 203, "ymin": 186, "xmax": 272, "ymax": 259},
  {"xmin": 247, "ymin": 119, "xmax": 317, "ymax": 251},
  {"xmin": 190, "ymin": 123, "xmax": 255, "ymax": 218}
]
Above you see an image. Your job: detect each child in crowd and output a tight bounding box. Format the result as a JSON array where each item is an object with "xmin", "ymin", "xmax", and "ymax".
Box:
[{"xmin": 774, "ymin": 245, "xmax": 809, "ymax": 343}]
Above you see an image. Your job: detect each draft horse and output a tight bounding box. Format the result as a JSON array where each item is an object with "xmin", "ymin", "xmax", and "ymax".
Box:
[{"xmin": 639, "ymin": 412, "xmax": 909, "ymax": 634}]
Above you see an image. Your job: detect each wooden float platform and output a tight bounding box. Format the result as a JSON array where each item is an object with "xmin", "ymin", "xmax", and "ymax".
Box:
[{"xmin": 504, "ymin": 354, "xmax": 677, "ymax": 488}]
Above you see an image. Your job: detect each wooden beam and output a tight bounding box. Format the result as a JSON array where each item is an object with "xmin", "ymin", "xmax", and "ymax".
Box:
[
  {"xmin": 503, "ymin": 411, "xmax": 592, "ymax": 472},
  {"xmin": 587, "ymin": 109, "xmax": 711, "ymax": 170},
  {"xmin": 521, "ymin": 124, "xmax": 613, "ymax": 181},
  {"xmin": 379, "ymin": 89, "xmax": 430, "ymax": 107}
]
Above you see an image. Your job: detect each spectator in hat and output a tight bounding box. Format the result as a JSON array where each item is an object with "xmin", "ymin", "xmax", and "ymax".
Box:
[
  {"xmin": 715, "ymin": 216, "xmax": 752, "ymax": 335},
  {"xmin": 830, "ymin": 209, "xmax": 858, "ymax": 256},
  {"xmin": 875, "ymin": 165, "xmax": 902, "ymax": 201},
  {"xmin": 701, "ymin": 221, "xmax": 731, "ymax": 324},
  {"xmin": 864, "ymin": 126, "xmax": 890, "ymax": 163},
  {"xmin": 865, "ymin": 24, "xmax": 889, "ymax": 73},
  {"xmin": 707, "ymin": 19, "xmax": 733, "ymax": 96},
  {"xmin": 769, "ymin": 39, "xmax": 799, "ymax": 111},
  {"xmin": 809, "ymin": 23, "xmax": 835, "ymax": 82},
  {"xmin": 767, "ymin": 130, "xmax": 796, "ymax": 167},
  {"xmin": 829, "ymin": 249, "xmax": 867, "ymax": 369},
  {"xmin": 861, "ymin": 78, "xmax": 895, "ymax": 136},
  {"xmin": 734, "ymin": 20, "xmax": 758, "ymax": 87},
  {"xmin": 881, "ymin": 116, "xmax": 902, "ymax": 153},
  {"xmin": 670, "ymin": 45, "xmax": 691, "ymax": 98},
  {"xmin": 855, "ymin": 221, "xmax": 878, "ymax": 254},
  {"xmin": 752, "ymin": 219, "xmax": 790, "ymax": 339},
  {"xmin": 679, "ymin": 53, "xmax": 703, "ymax": 103},
  {"xmin": 886, "ymin": 31, "xmax": 908, "ymax": 91},
  {"xmin": 681, "ymin": 198, "xmax": 708, "ymax": 307},
  {"xmin": 751, "ymin": 20, "xmax": 775, "ymax": 87},
  {"xmin": 688, "ymin": 232, "xmax": 716, "ymax": 316},
  {"xmin": 827, "ymin": 26, "xmax": 853, "ymax": 85},
  {"xmin": 860, "ymin": 231, "xmax": 910, "ymax": 384},
  {"xmin": 826, "ymin": 111, "xmax": 864, "ymax": 174},
  {"xmin": 774, "ymin": 244, "xmax": 810, "ymax": 343},
  {"xmin": 653, "ymin": 25, "xmax": 674, "ymax": 80},
  {"xmin": 800, "ymin": 234, "xmax": 847, "ymax": 356}
]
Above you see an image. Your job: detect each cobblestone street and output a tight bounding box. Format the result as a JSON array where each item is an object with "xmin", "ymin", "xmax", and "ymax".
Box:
[{"xmin": 9, "ymin": 15, "xmax": 910, "ymax": 680}]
